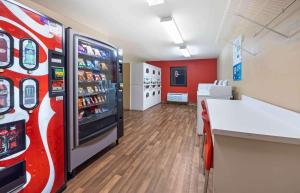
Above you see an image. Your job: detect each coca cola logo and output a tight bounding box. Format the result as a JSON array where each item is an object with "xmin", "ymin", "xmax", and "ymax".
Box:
[{"xmin": 0, "ymin": 48, "xmax": 6, "ymax": 54}]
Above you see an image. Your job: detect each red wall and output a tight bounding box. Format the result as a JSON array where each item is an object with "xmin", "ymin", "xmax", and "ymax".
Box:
[{"xmin": 147, "ymin": 59, "xmax": 217, "ymax": 104}]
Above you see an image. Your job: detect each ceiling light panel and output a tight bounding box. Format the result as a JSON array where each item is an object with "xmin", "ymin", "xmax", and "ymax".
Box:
[
  {"xmin": 147, "ymin": 0, "xmax": 164, "ymax": 6},
  {"xmin": 179, "ymin": 46, "xmax": 191, "ymax": 57},
  {"xmin": 160, "ymin": 16, "xmax": 184, "ymax": 44}
]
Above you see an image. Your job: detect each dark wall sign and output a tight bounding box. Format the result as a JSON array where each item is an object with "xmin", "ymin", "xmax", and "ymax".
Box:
[{"xmin": 170, "ymin": 66, "xmax": 187, "ymax": 87}]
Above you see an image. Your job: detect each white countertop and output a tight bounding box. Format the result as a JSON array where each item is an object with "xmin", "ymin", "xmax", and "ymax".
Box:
[{"xmin": 206, "ymin": 98, "xmax": 300, "ymax": 145}]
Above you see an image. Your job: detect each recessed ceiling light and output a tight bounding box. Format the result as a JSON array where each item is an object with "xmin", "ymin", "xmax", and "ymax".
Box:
[
  {"xmin": 179, "ymin": 46, "xmax": 191, "ymax": 57},
  {"xmin": 160, "ymin": 16, "xmax": 184, "ymax": 44},
  {"xmin": 147, "ymin": 0, "xmax": 164, "ymax": 6}
]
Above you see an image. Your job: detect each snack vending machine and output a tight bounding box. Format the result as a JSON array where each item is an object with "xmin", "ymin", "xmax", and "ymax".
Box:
[
  {"xmin": 66, "ymin": 28, "xmax": 120, "ymax": 175},
  {"xmin": 0, "ymin": 1, "xmax": 66, "ymax": 192}
]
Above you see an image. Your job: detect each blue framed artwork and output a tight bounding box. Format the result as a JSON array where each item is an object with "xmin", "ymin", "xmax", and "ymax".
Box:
[
  {"xmin": 170, "ymin": 66, "xmax": 187, "ymax": 87},
  {"xmin": 233, "ymin": 36, "xmax": 242, "ymax": 81}
]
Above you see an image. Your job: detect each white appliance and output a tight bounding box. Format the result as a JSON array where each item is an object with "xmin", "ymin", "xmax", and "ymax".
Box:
[
  {"xmin": 197, "ymin": 81, "xmax": 232, "ymax": 135},
  {"xmin": 131, "ymin": 63, "xmax": 161, "ymax": 111},
  {"xmin": 167, "ymin": 93, "xmax": 188, "ymax": 103}
]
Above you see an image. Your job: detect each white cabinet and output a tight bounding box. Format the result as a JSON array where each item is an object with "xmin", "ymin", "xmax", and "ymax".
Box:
[{"xmin": 131, "ymin": 63, "xmax": 161, "ymax": 111}]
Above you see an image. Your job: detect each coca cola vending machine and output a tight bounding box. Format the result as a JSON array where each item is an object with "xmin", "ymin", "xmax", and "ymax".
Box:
[{"xmin": 0, "ymin": 0, "xmax": 66, "ymax": 192}]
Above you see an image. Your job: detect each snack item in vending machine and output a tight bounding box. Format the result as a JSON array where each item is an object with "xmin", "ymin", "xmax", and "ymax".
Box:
[
  {"xmin": 85, "ymin": 72, "xmax": 94, "ymax": 82},
  {"xmin": 78, "ymin": 58, "xmax": 86, "ymax": 68},
  {"xmin": 0, "ymin": 82, "xmax": 8, "ymax": 108},
  {"xmin": 93, "ymin": 73, "xmax": 101, "ymax": 81},
  {"xmin": 89, "ymin": 97, "xmax": 95, "ymax": 104},
  {"xmin": 100, "ymin": 73, "xmax": 106, "ymax": 80},
  {"xmin": 86, "ymin": 60, "xmax": 94, "ymax": 69},
  {"xmin": 78, "ymin": 98, "xmax": 83, "ymax": 108},
  {"xmin": 101, "ymin": 96, "xmax": 105, "ymax": 103},
  {"xmin": 78, "ymin": 87, "xmax": 85, "ymax": 95},
  {"xmin": 78, "ymin": 110, "xmax": 84, "ymax": 120},
  {"xmin": 93, "ymin": 96, "xmax": 99, "ymax": 103},
  {"xmin": 100, "ymin": 50, "xmax": 108, "ymax": 59},
  {"xmin": 78, "ymin": 44, "xmax": 86, "ymax": 54},
  {"xmin": 93, "ymin": 48, "xmax": 101, "ymax": 56},
  {"xmin": 83, "ymin": 45, "xmax": 94, "ymax": 55},
  {"xmin": 86, "ymin": 86, "xmax": 94, "ymax": 94},
  {"xmin": 94, "ymin": 60, "xmax": 101, "ymax": 71},
  {"xmin": 0, "ymin": 35, "xmax": 8, "ymax": 63},
  {"xmin": 85, "ymin": 97, "xmax": 91, "ymax": 105},
  {"xmin": 82, "ymin": 97, "xmax": 86, "ymax": 106},
  {"xmin": 94, "ymin": 86, "xmax": 99, "ymax": 93},
  {"xmin": 78, "ymin": 70, "xmax": 86, "ymax": 81},
  {"xmin": 101, "ymin": 63, "xmax": 109, "ymax": 71},
  {"xmin": 98, "ymin": 82, "xmax": 104, "ymax": 93},
  {"xmin": 97, "ymin": 96, "xmax": 102, "ymax": 103}
]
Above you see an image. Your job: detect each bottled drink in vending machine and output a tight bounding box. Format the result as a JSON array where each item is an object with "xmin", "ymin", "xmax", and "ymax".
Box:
[
  {"xmin": 0, "ymin": 36, "xmax": 8, "ymax": 62},
  {"xmin": 24, "ymin": 85, "xmax": 35, "ymax": 104},
  {"xmin": 7, "ymin": 126, "xmax": 17, "ymax": 149},
  {"xmin": 0, "ymin": 129, "xmax": 8, "ymax": 155},
  {"xmin": 24, "ymin": 40, "xmax": 36, "ymax": 66},
  {"xmin": 0, "ymin": 83, "xmax": 8, "ymax": 108}
]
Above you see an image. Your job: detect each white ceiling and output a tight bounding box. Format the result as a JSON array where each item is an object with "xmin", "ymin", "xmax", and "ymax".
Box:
[{"xmin": 30, "ymin": 0, "xmax": 230, "ymax": 61}]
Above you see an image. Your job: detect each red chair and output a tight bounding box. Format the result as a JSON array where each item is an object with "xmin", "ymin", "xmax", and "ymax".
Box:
[
  {"xmin": 201, "ymin": 111, "xmax": 210, "ymax": 157},
  {"xmin": 203, "ymin": 125, "xmax": 213, "ymax": 193},
  {"xmin": 201, "ymin": 100, "xmax": 210, "ymax": 160},
  {"xmin": 201, "ymin": 100, "xmax": 207, "ymax": 111}
]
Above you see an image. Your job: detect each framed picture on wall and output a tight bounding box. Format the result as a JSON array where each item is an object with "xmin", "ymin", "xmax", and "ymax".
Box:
[{"xmin": 170, "ymin": 66, "xmax": 187, "ymax": 86}]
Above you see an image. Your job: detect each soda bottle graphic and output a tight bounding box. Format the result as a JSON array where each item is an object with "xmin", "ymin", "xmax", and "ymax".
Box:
[
  {"xmin": 0, "ymin": 83, "xmax": 8, "ymax": 108},
  {"xmin": 24, "ymin": 40, "xmax": 36, "ymax": 66},
  {"xmin": 0, "ymin": 36, "xmax": 8, "ymax": 63}
]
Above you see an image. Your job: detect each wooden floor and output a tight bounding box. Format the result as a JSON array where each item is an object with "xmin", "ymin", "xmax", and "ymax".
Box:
[{"xmin": 64, "ymin": 104, "xmax": 211, "ymax": 193}]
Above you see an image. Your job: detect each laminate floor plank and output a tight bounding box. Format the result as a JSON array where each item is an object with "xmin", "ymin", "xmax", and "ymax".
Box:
[{"xmin": 64, "ymin": 104, "xmax": 211, "ymax": 193}]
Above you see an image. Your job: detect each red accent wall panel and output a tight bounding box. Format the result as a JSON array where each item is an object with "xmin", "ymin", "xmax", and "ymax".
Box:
[{"xmin": 147, "ymin": 59, "xmax": 217, "ymax": 104}]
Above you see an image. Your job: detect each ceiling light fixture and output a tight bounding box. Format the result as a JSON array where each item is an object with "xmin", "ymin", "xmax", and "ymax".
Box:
[
  {"xmin": 160, "ymin": 16, "xmax": 184, "ymax": 44},
  {"xmin": 179, "ymin": 46, "xmax": 191, "ymax": 57},
  {"xmin": 147, "ymin": 0, "xmax": 164, "ymax": 6}
]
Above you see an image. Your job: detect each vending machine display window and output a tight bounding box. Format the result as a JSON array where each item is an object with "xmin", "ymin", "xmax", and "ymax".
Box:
[
  {"xmin": 20, "ymin": 78, "xmax": 39, "ymax": 110},
  {"xmin": 0, "ymin": 120, "xmax": 26, "ymax": 160},
  {"xmin": 0, "ymin": 31, "xmax": 14, "ymax": 69},
  {"xmin": 0, "ymin": 77, "xmax": 13, "ymax": 115},
  {"xmin": 19, "ymin": 38, "xmax": 39, "ymax": 71}
]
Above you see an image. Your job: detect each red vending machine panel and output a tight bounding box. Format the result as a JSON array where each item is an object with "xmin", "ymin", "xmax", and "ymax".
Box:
[{"xmin": 0, "ymin": 0, "xmax": 65, "ymax": 193}]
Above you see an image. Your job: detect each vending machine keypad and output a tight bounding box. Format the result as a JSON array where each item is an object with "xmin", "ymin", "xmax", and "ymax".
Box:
[{"xmin": 48, "ymin": 50, "xmax": 65, "ymax": 97}]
